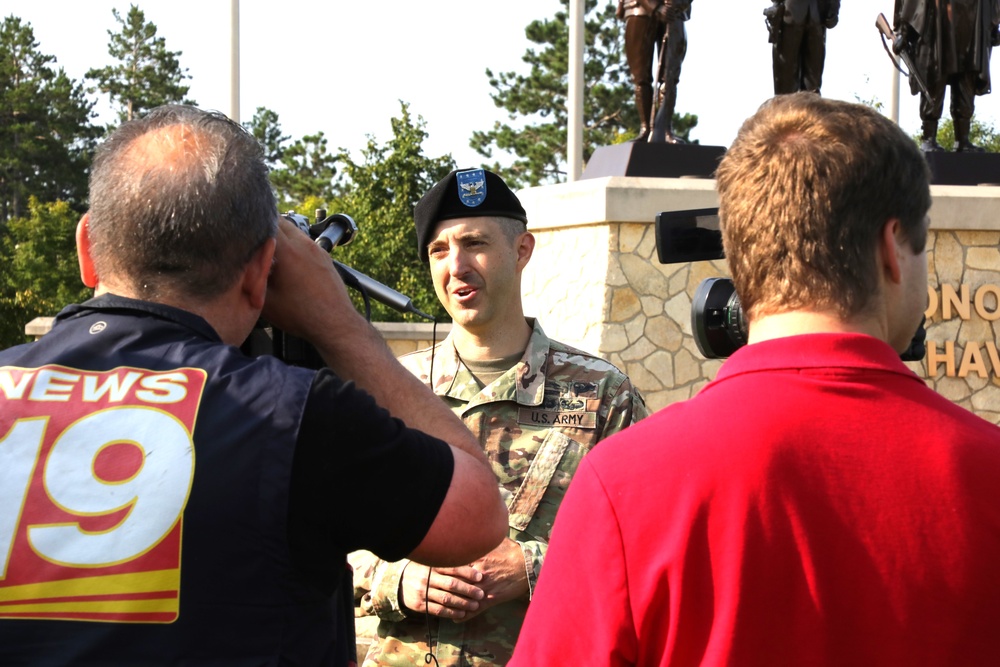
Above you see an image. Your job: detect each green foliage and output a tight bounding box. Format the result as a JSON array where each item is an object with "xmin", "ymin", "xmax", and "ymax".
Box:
[
  {"xmin": 928, "ymin": 118, "xmax": 1000, "ymax": 152},
  {"xmin": 294, "ymin": 196, "xmax": 333, "ymax": 223},
  {"xmin": 245, "ymin": 106, "xmax": 288, "ymax": 164},
  {"xmin": 856, "ymin": 94, "xmax": 998, "ymax": 152},
  {"xmin": 327, "ymin": 102, "xmax": 455, "ymax": 322},
  {"xmin": 271, "ymin": 133, "xmax": 339, "ymax": 209},
  {"xmin": 0, "ymin": 16, "xmax": 99, "ymax": 221},
  {"xmin": 471, "ymin": 0, "xmax": 697, "ymax": 187},
  {"xmin": 853, "ymin": 84, "xmax": 885, "ymax": 112},
  {"xmin": 670, "ymin": 113, "xmax": 698, "ymax": 144},
  {"xmin": 0, "ymin": 198, "xmax": 92, "ymax": 347},
  {"xmin": 86, "ymin": 5, "xmax": 195, "ymax": 125},
  {"xmin": 244, "ymin": 106, "xmax": 338, "ymax": 210}
]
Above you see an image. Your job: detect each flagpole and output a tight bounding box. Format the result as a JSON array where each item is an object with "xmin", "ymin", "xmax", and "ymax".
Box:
[
  {"xmin": 567, "ymin": 0, "xmax": 584, "ymax": 181},
  {"xmin": 230, "ymin": 0, "xmax": 240, "ymax": 123}
]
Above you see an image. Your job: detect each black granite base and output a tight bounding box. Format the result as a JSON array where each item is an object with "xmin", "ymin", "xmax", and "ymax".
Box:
[
  {"xmin": 582, "ymin": 141, "xmax": 1000, "ymax": 186},
  {"xmin": 581, "ymin": 142, "xmax": 726, "ymax": 180},
  {"xmin": 923, "ymin": 151, "xmax": 1000, "ymax": 185}
]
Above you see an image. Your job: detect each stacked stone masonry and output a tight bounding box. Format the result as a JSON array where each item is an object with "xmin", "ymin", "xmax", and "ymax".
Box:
[{"xmin": 923, "ymin": 230, "xmax": 1000, "ymax": 423}]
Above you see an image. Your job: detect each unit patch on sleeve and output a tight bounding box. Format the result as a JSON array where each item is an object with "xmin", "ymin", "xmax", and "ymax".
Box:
[{"xmin": 0, "ymin": 365, "xmax": 205, "ymax": 623}]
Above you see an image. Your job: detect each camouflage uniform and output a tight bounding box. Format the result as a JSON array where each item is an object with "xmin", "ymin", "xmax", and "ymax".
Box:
[{"xmin": 354, "ymin": 319, "xmax": 648, "ymax": 666}]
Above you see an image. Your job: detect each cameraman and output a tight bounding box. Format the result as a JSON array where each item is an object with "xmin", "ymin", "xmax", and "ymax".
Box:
[
  {"xmin": 0, "ymin": 105, "xmax": 506, "ymax": 665},
  {"xmin": 511, "ymin": 93, "xmax": 1000, "ymax": 664}
]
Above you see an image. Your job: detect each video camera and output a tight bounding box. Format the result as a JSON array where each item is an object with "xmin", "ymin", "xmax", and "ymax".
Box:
[
  {"xmin": 654, "ymin": 208, "xmax": 927, "ymax": 361},
  {"xmin": 240, "ymin": 209, "xmax": 432, "ymax": 368}
]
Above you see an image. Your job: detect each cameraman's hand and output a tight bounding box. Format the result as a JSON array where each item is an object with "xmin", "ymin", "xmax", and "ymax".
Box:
[{"xmin": 262, "ymin": 216, "xmax": 354, "ymax": 342}]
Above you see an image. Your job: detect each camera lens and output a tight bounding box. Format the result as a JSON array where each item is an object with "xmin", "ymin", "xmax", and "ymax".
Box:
[{"xmin": 691, "ymin": 278, "xmax": 748, "ymax": 359}]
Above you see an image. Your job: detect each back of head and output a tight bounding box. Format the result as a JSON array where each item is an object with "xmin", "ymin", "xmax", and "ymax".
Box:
[
  {"xmin": 715, "ymin": 93, "xmax": 931, "ymax": 321},
  {"xmin": 87, "ymin": 105, "xmax": 277, "ymax": 302}
]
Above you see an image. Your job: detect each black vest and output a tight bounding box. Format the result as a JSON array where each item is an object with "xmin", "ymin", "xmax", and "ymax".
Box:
[{"xmin": 0, "ymin": 295, "xmax": 349, "ymax": 666}]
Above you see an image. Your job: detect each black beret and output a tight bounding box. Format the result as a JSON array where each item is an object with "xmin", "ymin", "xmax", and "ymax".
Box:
[{"xmin": 414, "ymin": 168, "xmax": 528, "ymax": 263}]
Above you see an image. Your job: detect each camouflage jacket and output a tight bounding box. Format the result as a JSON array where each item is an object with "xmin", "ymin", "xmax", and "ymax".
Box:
[{"xmin": 353, "ymin": 319, "xmax": 648, "ymax": 666}]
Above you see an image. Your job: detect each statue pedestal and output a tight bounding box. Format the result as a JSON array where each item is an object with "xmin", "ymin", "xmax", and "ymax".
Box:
[
  {"xmin": 582, "ymin": 142, "xmax": 727, "ymax": 180},
  {"xmin": 924, "ymin": 151, "xmax": 1000, "ymax": 185},
  {"xmin": 583, "ymin": 142, "xmax": 1000, "ymax": 185}
]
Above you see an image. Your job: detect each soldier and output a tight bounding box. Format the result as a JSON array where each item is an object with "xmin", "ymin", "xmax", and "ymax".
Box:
[
  {"xmin": 894, "ymin": 0, "xmax": 1000, "ymax": 152},
  {"xmin": 767, "ymin": 0, "xmax": 840, "ymax": 94},
  {"xmin": 617, "ymin": 0, "xmax": 692, "ymax": 143},
  {"xmin": 352, "ymin": 168, "xmax": 648, "ymax": 666}
]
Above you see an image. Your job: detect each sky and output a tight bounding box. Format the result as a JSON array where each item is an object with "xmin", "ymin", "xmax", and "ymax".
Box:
[{"xmin": 6, "ymin": 1, "xmax": 1000, "ymax": 171}]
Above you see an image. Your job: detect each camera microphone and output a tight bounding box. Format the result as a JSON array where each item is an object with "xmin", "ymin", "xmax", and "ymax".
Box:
[
  {"xmin": 284, "ymin": 209, "xmax": 432, "ymax": 320},
  {"xmin": 314, "ymin": 213, "xmax": 358, "ymax": 252},
  {"xmin": 333, "ymin": 261, "xmax": 431, "ymax": 320}
]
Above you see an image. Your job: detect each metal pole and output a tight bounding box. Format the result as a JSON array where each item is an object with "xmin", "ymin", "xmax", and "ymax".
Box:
[
  {"xmin": 890, "ymin": 61, "xmax": 900, "ymax": 125},
  {"xmin": 230, "ymin": 0, "xmax": 240, "ymax": 123},
  {"xmin": 567, "ymin": 0, "xmax": 585, "ymax": 181}
]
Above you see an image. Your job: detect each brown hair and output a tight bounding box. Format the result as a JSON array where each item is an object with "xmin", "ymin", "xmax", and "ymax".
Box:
[{"xmin": 714, "ymin": 93, "xmax": 930, "ymax": 321}]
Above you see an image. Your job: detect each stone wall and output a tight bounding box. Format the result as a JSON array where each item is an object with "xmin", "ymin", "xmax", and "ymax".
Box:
[
  {"xmin": 923, "ymin": 229, "xmax": 1000, "ymax": 422},
  {"xmin": 374, "ymin": 322, "xmax": 451, "ymax": 357},
  {"xmin": 25, "ymin": 317, "xmax": 451, "ymax": 359}
]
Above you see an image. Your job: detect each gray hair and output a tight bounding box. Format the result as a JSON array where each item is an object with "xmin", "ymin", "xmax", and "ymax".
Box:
[{"xmin": 87, "ymin": 105, "xmax": 277, "ymax": 301}]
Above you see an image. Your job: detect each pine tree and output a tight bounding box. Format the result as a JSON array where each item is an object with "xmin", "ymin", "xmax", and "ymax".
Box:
[
  {"xmin": 0, "ymin": 16, "xmax": 98, "ymax": 221},
  {"xmin": 86, "ymin": 5, "xmax": 195, "ymax": 124},
  {"xmin": 271, "ymin": 133, "xmax": 339, "ymax": 210},
  {"xmin": 243, "ymin": 106, "xmax": 338, "ymax": 210},
  {"xmin": 245, "ymin": 106, "xmax": 289, "ymax": 165},
  {"xmin": 330, "ymin": 103, "xmax": 454, "ymax": 322}
]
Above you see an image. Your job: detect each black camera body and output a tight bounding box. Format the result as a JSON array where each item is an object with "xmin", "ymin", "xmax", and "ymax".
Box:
[
  {"xmin": 654, "ymin": 208, "xmax": 926, "ymax": 361},
  {"xmin": 240, "ymin": 211, "xmax": 351, "ymax": 369}
]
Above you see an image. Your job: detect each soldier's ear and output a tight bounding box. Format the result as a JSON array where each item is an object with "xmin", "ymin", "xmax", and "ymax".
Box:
[
  {"xmin": 76, "ymin": 214, "xmax": 99, "ymax": 288},
  {"xmin": 515, "ymin": 230, "xmax": 535, "ymax": 270}
]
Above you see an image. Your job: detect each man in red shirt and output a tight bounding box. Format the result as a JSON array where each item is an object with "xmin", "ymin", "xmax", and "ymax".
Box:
[{"xmin": 510, "ymin": 93, "xmax": 1000, "ymax": 666}]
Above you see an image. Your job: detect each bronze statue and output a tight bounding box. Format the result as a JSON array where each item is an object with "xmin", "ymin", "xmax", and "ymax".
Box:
[
  {"xmin": 617, "ymin": 0, "xmax": 692, "ymax": 143},
  {"xmin": 893, "ymin": 0, "xmax": 1000, "ymax": 152},
  {"xmin": 766, "ymin": 0, "xmax": 840, "ymax": 94}
]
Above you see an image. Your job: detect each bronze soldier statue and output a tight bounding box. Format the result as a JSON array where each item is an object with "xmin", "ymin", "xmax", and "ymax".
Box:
[
  {"xmin": 766, "ymin": 0, "xmax": 841, "ymax": 94},
  {"xmin": 894, "ymin": 0, "xmax": 1000, "ymax": 152},
  {"xmin": 617, "ymin": 0, "xmax": 692, "ymax": 143}
]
